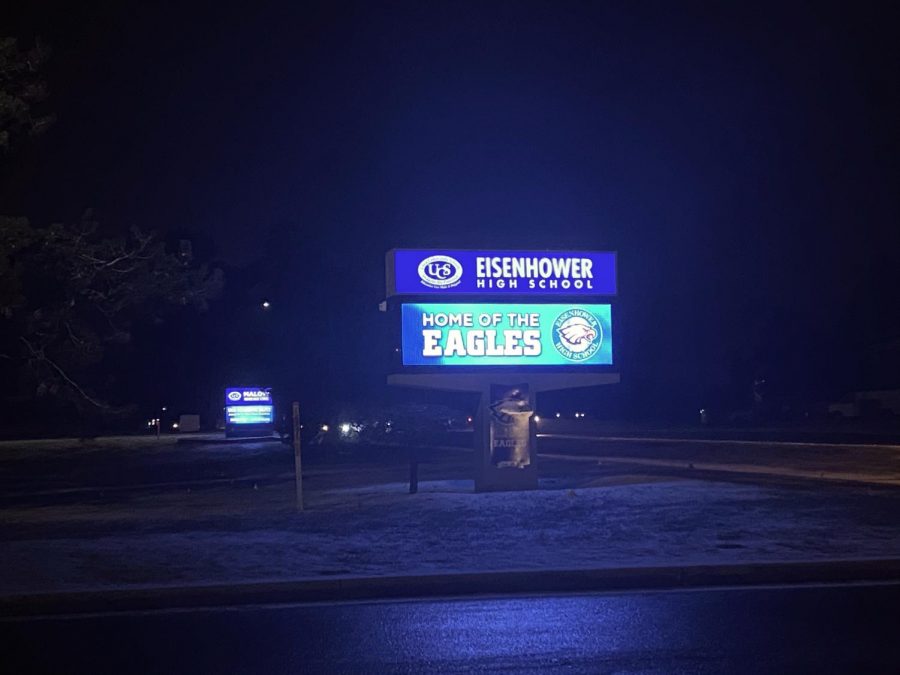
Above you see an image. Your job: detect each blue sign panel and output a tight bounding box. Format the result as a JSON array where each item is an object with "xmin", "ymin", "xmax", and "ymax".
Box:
[
  {"xmin": 387, "ymin": 250, "xmax": 616, "ymax": 296},
  {"xmin": 401, "ymin": 303, "xmax": 613, "ymax": 366},
  {"xmin": 225, "ymin": 388, "xmax": 272, "ymax": 405}
]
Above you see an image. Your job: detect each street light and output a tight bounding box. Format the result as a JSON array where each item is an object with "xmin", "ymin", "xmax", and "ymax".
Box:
[{"xmin": 261, "ymin": 300, "xmax": 271, "ymax": 309}]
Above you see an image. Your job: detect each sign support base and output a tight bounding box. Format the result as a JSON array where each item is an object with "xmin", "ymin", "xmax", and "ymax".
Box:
[{"xmin": 388, "ymin": 372, "xmax": 619, "ymax": 493}]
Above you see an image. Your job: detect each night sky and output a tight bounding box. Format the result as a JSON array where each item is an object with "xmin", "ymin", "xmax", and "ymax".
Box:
[{"xmin": 2, "ymin": 1, "xmax": 897, "ymax": 421}]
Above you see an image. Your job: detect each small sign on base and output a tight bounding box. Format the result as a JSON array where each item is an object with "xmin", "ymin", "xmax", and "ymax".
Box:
[{"xmin": 475, "ymin": 383, "xmax": 537, "ymax": 492}]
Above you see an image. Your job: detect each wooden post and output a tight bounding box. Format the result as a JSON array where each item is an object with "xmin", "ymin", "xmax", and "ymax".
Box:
[
  {"xmin": 409, "ymin": 448, "xmax": 418, "ymax": 494},
  {"xmin": 292, "ymin": 401, "xmax": 303, "ymax": 511}
]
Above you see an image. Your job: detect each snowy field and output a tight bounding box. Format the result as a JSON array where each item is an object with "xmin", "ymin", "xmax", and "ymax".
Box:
[{"xmin": 3, "ymin": 462, "xmax": 899, "ymax": 595}]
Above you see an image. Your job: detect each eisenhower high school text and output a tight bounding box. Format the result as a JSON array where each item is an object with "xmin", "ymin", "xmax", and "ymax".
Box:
[{"xmin": 474, "ymin": 255, "xmax": 595, "ymax": 290}]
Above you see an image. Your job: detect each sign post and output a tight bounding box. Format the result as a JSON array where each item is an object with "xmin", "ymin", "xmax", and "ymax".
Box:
[
  {"xmin": 292, "ymin": 401, "xmax": 303, "ymax": 511},
  {"xmin": 385, "ymin": 248, "xmax": 619, "ymax": 492}
]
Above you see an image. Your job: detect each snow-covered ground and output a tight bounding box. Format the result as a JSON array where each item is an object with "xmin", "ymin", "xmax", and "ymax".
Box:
[{"xmin": 3, "ymin": 474, "xmax": 899, "ymax": 595}]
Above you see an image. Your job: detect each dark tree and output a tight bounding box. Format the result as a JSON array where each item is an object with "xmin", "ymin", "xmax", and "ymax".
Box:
[
  {"xmin": 0, "ymin": 38, "xmax": 222, "ymax": 413},
  {"xmin": 0, "ymin": 213, "xmax": 222, "ymax": 410},
  {"xmin": 0, "ymin": 37, "xmax": 53, "ymax": 150}
]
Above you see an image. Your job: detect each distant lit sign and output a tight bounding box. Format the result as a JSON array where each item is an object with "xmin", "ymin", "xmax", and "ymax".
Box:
[
  {"xmin": 226, "ymin": 405, "xmax": 274, "ymax": 425},
  {"xmin": 224, "ymin": 388, "xmax": 273, "ymax": 426},
  {"xmin": 401, "ymin": 303, "xmax": 613, "ymax": 366},
  {"xmin": 224, "ymin": 388, "xmax": 272, "ymax": 405},
  {"xmin": 387, "ymin": 250, "xmax": 617, "ymax": 296}
]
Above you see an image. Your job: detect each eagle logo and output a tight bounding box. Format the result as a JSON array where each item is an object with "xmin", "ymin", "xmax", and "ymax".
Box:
[
  {"xmin": 553, "ymin": 309, "xmax": 602, "ymax": 361},
  {"xmin": 557, "ymin": 319, "xmax": 597, "ymax": 350}
]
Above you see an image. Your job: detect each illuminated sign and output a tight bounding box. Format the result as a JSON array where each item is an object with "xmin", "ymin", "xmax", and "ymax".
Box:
[
  {"xmin": 387, "ymin": 250, "xmax": 616, "ymax": 296},
  {"xmin": 226, "ymin": 405, "xmax": 274, "ymax": 425},
  {"xmin": 401, "ymin": 303, "xmax": 613, "ymax": 366},
  {"xmin": 224, "ymin": 388, "xmax": 272, "ymax": 405},
  {"xmin": 224, "ymin": 387, "xmax": 273, "ymax": 426}
]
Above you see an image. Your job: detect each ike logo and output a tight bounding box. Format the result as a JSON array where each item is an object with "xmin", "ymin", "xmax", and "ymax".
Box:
[{"xmin": 417, "ymin": 255, "xmax": 463, "ymax": 289}]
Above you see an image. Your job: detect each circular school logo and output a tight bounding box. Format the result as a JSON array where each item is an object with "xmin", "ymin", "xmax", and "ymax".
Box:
[
  {"xmin": 227, "ymin": 391, "xmax": 242, "ymax": 401},
  {"xmin": 553, "ymin": 308, "xmax": 602, "ymax": 361},
  {"xmin": 417, "ymin": 255, "xmax": 463, "ymax": 289}
]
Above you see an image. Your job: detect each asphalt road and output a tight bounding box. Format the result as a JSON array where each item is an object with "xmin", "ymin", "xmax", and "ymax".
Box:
[{"xmin": 4, "ymin": 583, "xmax": 899, "ymax": 674}]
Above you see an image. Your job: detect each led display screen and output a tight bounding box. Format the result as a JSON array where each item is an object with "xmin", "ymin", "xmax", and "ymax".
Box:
[
  {"xmin": 226, "ymin": 405, "xmax": 274, "ymax": 425},
  {"xmin": 401, "ymin": 303, "xmax": 612, "ymax": 366},
  {"xmin": 388, "ymin": 250, "xmax": 616, "ymax": 296}
]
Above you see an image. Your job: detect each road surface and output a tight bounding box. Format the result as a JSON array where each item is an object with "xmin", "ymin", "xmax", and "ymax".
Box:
[{"xmin": 4, "ymin": 583, "xmax": 899, "ymax": 673}]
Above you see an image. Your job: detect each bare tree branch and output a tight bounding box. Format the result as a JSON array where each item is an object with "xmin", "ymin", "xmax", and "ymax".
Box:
[{"xmin": 20, "ymin": 336, "xmax": 109, "ymax": 409}]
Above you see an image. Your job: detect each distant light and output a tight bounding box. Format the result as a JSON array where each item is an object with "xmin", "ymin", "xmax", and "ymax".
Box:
[
  {"xmin": 467, "ymin": 416, "xmax": 473, "ymax": 423},
  {"xmin": 340, "ymin": 423, "xmax": 351, "ymax": 434},
  {"xmin": 534, "ymin": 415, "xmax": 541, "ymax": 423},
  {"xmin": 555, "ymin": 412, "xmax": 561, "ymax": 419},
  {"xmin": 161, "ymin": 406, "xmax": 167, "ymax": 411},
  {"xmin": 261, "ymin": 300, "xmax": 271, "ymax": 309},
  {"xmin": 147, "ymin": 420, "xmax": 153, "ymax": 427},
  {"xmin": 321, "ymin": 424, "xmax": 329, "ymax": 432},
  {"xmin": 172, "ymin": 422, "xmax": 179, "ymax": 430}
]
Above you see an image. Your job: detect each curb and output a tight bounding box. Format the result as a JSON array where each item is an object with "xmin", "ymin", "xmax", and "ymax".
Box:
[
  {"xmin": 537, "ymin": 432, "xmax": 900, "ymax": 449},
  {"xmin": 176, "ymin": 435, "xmax": 281, "ymax": 445},
  {"xmin": 2, "ymin": 558, "xmax": 899, "ymax": 619},
  {"xmin": 536, "ymin": 452, "xmax": 900, "ymax": 488}
]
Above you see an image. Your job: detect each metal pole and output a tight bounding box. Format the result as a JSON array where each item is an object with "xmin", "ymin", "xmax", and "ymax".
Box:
[{"xmin": 292, "ymin": 401, "xmax": 303, "ymax": 511}]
